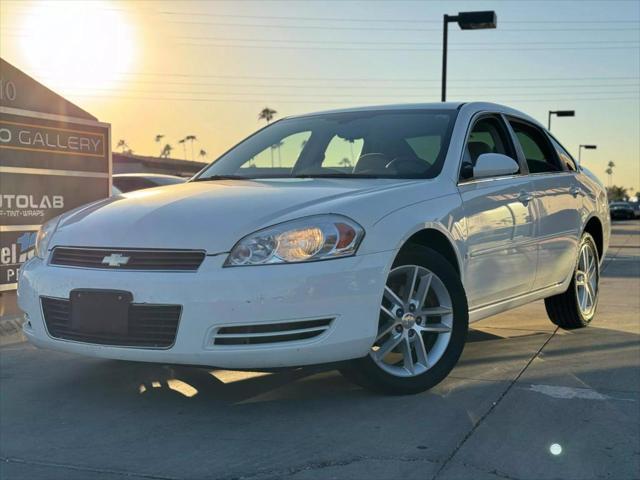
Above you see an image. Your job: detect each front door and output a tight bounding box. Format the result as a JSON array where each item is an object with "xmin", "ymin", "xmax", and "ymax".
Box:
[{"xmin": 458, "ymin": 114, "xmax": 538, "ymax": 309}]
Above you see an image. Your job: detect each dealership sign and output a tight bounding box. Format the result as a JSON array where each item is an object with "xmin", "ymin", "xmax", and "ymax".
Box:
[
  {"xmin": 0, "ymin": 194, "xmax": 65, "ymax": 220},
  {"xmin": 0, "ymin": 58, "xmax": 111, "ymax": 291},
  {"xmin": 0, "ymin": 120, "xmax": 105, "ymax": 157}
]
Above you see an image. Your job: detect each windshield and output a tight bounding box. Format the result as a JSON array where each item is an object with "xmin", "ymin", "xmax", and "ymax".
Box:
[{"xmin": 195, "ymin": 109, "xmax": 457, "ymax": 180}]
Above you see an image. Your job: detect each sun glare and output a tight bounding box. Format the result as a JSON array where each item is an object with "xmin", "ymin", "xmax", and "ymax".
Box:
[{"xmin": 20, "ymin": 1, "xmax": 135, "ymax": 92}]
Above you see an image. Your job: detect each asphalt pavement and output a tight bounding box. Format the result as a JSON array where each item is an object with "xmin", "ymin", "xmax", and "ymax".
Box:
[{"xmin": 1, "ymin": 220, "xmax": 638, "ymax": 480}]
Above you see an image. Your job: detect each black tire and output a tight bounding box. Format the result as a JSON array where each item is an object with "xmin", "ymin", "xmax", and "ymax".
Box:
[
  {"xmin": 544, "ymin": 233, "xmax": 600, "ymax": 329},
  {"xmin": 339, "ymin": 245, "xmax": 468, "ymax": 395}
]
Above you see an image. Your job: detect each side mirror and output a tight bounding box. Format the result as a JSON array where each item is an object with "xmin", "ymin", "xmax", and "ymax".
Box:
[{"xmin": 473, "ymin": 153, "xmax": 519, "ymax": 179}]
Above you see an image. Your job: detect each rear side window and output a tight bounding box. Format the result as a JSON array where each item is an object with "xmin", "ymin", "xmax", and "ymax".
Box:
[
  {"xmin": 549, "ymin": 136, "xmax": 578, "ymax": 172},
  {"xmin": 509, "ymin": 120, "xmax": 561, "ymax": 174}
]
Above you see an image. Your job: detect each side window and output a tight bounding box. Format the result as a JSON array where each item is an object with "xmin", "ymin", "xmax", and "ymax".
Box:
[
  {"xmin": 509, "ymin": 120, "xmax": 562, "ymax": 174},
  {"xmin": 239, "ymin": 131, "xmax": 311, "ymax": 172},
  {"xmin": 321, "ymin": 136, "xmax": 364, "ymax": 170},
  {"xmin": 549, "ymin": 136, "xmax": 578, "ymax": 172},
  {"xmin": 463, "ymin": 116, "xmax": 519, "ymax": 178}
]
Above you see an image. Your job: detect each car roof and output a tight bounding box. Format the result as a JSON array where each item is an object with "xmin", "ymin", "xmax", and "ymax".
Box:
[
  {"xmin": 290, "ymin": 102, "xmax": 464, "ymax": 118},
  {"xmin": 285, "ymin": 102, "xmax": 543, "ymax": 129}
]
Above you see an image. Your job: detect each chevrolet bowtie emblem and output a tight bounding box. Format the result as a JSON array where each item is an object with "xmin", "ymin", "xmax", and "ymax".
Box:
[{"xmin": 102, "ymin": 253, "xmax": 130, "ymax": 267}]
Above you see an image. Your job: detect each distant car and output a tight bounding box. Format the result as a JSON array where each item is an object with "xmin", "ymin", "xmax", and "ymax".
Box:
[
  {"xmin": 609, "ymin": 201, "xmax": 635, "ymax": 220},
  {"xmin": 632, "ymin": 202, "xmax": 640, "ymax": 219},
  {"xmin": 112, "ymin": 173, "xmax": 186, "ymax": 194}
]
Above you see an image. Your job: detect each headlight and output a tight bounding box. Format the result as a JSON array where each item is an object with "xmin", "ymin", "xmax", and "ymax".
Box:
[
  {"xmin": 34, "ymin": 217, "xmax": 60, "ymax": 259},
  {"xmin": 225, "ymin": 215, "xmax": 364, "ymax": 266}
]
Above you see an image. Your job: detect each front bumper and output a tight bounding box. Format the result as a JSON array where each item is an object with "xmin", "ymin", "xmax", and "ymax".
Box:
[{"xmin": 17, "ymin": 251, "xmax": 394, "ymax": 368}]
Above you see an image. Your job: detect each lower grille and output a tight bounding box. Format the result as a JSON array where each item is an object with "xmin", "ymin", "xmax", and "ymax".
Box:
[
  {"xmin": 50, "ymin": 247, "xmax": 205, "ymax": 271},
  {"xmin": 213, "ymin": 318, "xmax": 333, "ymax": 346},
  {"xmin": 41, "ymin": 297, "xmax": 181, "ymax": 348}
]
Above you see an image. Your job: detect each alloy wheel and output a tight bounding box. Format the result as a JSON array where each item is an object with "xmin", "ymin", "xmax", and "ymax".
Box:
[
  {"xmin": 370, "ymin": 265, "xmax": 453, "ymax": 378},
  {"xmin": 575, "ymin": 242, "xmax": 599, "ymax": 317}
]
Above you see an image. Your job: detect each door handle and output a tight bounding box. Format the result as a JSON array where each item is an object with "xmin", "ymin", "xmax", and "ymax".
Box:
[
  {"xmin": 518, "ymin": 191, "xmax": 534, "ymax": 204},
  {"xmin": 570, "ymin": 186, "xmax": 583, "ymax": 197}
]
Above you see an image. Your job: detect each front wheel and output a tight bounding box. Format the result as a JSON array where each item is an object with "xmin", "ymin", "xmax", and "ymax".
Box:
[
  {"xmin": 340, "ymin": 246, "xmax": 468, "ymax": 395},
  {"xmin": 544, "ymin": 232, "xmax": 600, "ymax": 329}
]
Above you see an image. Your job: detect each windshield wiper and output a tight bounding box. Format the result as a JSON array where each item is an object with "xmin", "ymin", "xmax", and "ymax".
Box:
[{"xmin": 192, "ymin": 175, "xmax": 252, "ymax": 182}]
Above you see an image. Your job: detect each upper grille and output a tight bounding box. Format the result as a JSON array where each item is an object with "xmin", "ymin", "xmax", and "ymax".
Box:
[
  {"xmin": 213, "ymin": 318, "xmax": 333, "ymax": 346},
  {"xmin": 41, "ymin": 296, "xmax": 181, "ymax": 348},
  {"xmin": 50, "ymin": 247, "xmax": 205, "ymax": 271}
]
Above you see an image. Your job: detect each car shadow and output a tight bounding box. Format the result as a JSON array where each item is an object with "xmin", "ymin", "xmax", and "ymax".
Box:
[{"xmin": 47, "ymin": 323, "xmax": 635, "ymax": 409}]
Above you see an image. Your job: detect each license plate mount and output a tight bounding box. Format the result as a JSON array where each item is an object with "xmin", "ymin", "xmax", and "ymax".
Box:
[{"xmin": 70, "ymin": 289, "xmax": 132, "ymax": 335}]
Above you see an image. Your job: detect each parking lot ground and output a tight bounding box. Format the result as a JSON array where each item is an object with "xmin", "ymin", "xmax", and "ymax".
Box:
[{"xmin": 1, "ymin": 221, "xmax": 638, "ymax": 480}]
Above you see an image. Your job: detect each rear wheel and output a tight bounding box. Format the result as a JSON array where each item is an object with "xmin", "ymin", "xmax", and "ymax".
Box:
[
  {"xmin": 340, "ymin": 246, "xmax": 468, "ymax": 395},
  {"xmin": 544, "ymin": 233, "xmax": 600, "ymax": 329}
]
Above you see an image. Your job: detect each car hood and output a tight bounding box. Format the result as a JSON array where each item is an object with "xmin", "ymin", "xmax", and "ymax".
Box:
[{"xmin": 51, "ymin": 178, "xmax": 442, "ymax": 254}]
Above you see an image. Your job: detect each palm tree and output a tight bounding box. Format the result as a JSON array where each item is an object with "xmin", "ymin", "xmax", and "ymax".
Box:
[
  {"xmin": 269, "ymin": 144, "xmax": 277, "ymax": 168},
  {"xmin": 199, "ymin": 149, "xmax": 207, "ymax": 161},
  {"xmin": 606, "ymin": 185, "xmax": 628, "ymax": 202},
  {"xmin": 606, "ymin": 161, "xmax": 615, "ymax": 187},
  {"xmin": 160, "ymin": 144, "xmax": 173, "ymax": 158},
  {"xmin": 185, "ymin": 135, "xmax": 197, "ymax": 161},
  {"xmin": 155, "ymin": 134, "xmax": 165, "ymax": 156},
  {"xmin": 178, "ymin": 138, "xmax": 187, "ymax": 160},
  {"xmin": 272, "ymin": 140, "xmax": 284, "ymax": 167},
  {"xmin": 258, "ymin": 107, "xmax": 277, "ymax": 124},
  {"xmin": 116, "ymin": 139, "xmax": 129, "ymax": 153},
  {"xmin": 346, "ymin": 138, "xmax": 356, "ymax": 162}
]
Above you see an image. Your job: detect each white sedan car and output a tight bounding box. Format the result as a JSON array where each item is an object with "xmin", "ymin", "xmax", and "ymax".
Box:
[{"xmin": 18, "ymin": 102, "xmax": 610, "ymax": 394}]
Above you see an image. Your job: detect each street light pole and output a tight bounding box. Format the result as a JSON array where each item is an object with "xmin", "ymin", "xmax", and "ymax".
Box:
[
  {"xmin": 548, "ymin": 110, "xmax": 575, "ymax": 130},
  {"xmin": 441, "ymin": 11, "xmax": 497, "ymax": 102},
  {"xmin": 578, "ymin": 144, "xmax": 597, "ymax": 165},
  {"xmin": 441, "ymin": 15, "xmax": 451, "ymax": 102}
]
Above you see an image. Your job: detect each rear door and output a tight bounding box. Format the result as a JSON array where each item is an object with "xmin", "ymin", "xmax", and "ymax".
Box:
[
  {"xmin": 507, "ymin": 118, "xmax": 582, "ymax": 290},
  {"xmin": 458, "ymin": 114, "xmax": 537, "ymax": 308}
]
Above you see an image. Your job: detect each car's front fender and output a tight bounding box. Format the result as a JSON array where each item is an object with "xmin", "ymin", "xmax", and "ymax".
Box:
[{"xmin": 358, "ymin": 192, "xmax": 466, "ymax": 279}]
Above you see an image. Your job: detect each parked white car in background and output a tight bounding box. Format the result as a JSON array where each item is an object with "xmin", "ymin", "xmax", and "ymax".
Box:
[
  {"xmin": 18, "ymin": 102, "xmax": 610, "ymax": 394},
  {"xmin": 111, "ymin": 173, "xmax": 186, "ymax": 195}
]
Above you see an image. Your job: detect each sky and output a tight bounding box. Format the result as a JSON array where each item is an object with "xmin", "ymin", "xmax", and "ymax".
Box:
[{"xmin": 1, "ymin": 0, "xmax": 639, "ymax": 192}]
